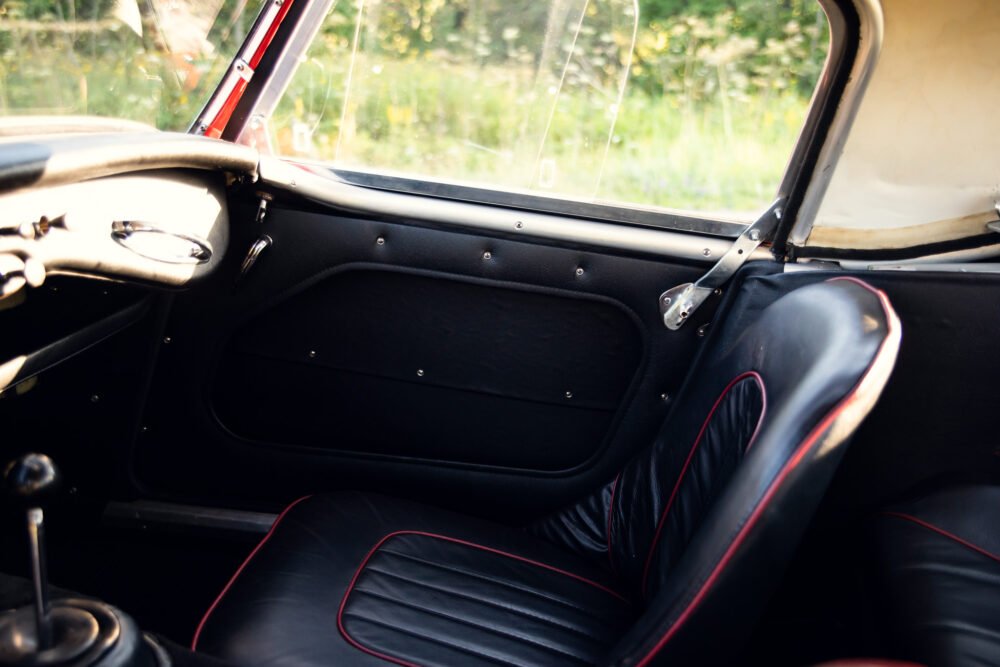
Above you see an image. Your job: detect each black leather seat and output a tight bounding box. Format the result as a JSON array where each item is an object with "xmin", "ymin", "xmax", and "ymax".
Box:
[
  {"xmin": 872, "ymin": 485, "xmax": 1000, "ymax": 667},
  {"xmin": 191, "ymin": 277, "xmax": 900, "ymax": 666}
]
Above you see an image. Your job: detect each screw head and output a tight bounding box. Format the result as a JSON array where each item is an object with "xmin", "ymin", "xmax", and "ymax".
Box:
[
  {"xmin": 90, "ymin": 394, "xmax": 100, "ymax": 403},
  {"xmin": 565, "ymin": 391, "xmax": 573, "ymax": 399},
  {"xmin": 162, "ymin": 336, "xmax": 172, "ymax": 344},
  {"xmin": 749, "ymin": 229, "xmax": 761, "ymax": 242},
  {"xmin": 702, "ymin": 248, "xmax": 712, "ymax": 257},
  {"xmin": 483, "ymin": 251, "xmax": 492, "ymax": 260},
  {"xmin": 660, "ymin": 393, "xmax": 670, "ymax": 401},
  {"xmin": 308, "ymin": 350, "xmax": 317, "ymax": 359},
  {"xmin": 515, "ymin": 221, "xmax": 524, "ymax": 229},
  {"xmin": 416, "ymin": 369, "xmax": 425, "ymax": 377},
  {"xmin": 376, "ymin": 237, "xmax": 385, "ymax": 245},
  {"xmin": 575, "ymin": 267, "xmax": 584, "ymax": 276}
]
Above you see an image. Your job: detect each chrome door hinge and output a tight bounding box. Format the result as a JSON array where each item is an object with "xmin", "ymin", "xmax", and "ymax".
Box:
[{"xmin": 659, "ymin": 198, "xmax": 784, "ymax": 330}]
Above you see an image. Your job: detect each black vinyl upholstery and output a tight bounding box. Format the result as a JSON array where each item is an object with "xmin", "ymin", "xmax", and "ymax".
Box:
[
  {"xmin": 214, "ymin": 268, "xmax": 645, "ymax": 471},
  {"xmin": 139, "ymin": 203, "xmax": 719, "ymax": 519},
  {"xmin": 872, "ymin": 486, "xmax": 1000, "ymax": 667},
  {"xmin": 192, "ymin": 492, "xmax": 636, "ymax": 666},
  {"xmin": 192, "ymin": 278, "xmax": 900, "ymax": 666}
]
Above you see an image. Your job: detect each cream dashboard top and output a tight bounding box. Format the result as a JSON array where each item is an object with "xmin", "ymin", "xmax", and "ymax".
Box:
[{"xmin": 0, "ymin": 128, "xmax": 258, "ymax": 296}]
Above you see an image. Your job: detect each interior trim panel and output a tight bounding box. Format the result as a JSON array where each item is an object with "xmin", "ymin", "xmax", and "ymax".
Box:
[
  {"xmin": 133, "ymin": 196, "xmax": 728, "ymax": 518},
  {"xmin": 213, "ymin": 266, "xmax": 645, "ymax": 471}
]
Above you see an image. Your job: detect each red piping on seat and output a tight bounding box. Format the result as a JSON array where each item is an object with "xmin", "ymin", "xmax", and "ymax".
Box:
[
  {"xmin": 634, "ymin": 278, "xmax": 899, "ymax": 667},
  {"xmin": 639, "ymin": 371, "xmax": 766, "ymax": 596},
  {"xmin": 881, "ymin": 511, "xmax": 1000, "ymax": 564},
  {"xmin": 337, "ymin": 530, "xmax": 628, "ymax": 667},
  {"xmin": 191, "ymin": 495, "xmax": 313, "ymax": 650},
  {"xmin": 814, "ymin": 660, "xmax": 926, "ymax": 667}
]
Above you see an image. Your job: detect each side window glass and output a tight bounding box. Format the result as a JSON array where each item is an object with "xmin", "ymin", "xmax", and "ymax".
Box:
[{"xmin": 257, "ymin": 0, "xmax": 830, "ymax": 221}]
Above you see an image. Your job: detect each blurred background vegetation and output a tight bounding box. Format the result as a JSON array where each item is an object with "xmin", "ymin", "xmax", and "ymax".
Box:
[{"xmin": 0, "ymin": 0, "xmax": 828, "ymax": 217}]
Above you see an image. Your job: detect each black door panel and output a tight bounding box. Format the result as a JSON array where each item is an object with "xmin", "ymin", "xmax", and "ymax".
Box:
[
  {"xmin": 133, "ymin": 197, "xmax": 718, "ymax": 519},
  {"xmin": 214, "ymin": 267, "xmax": 643, "ymax": 470}
]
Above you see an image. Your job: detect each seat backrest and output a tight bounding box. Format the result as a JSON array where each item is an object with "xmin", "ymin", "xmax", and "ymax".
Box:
[{"xmin": 531, "ymin": 277, "xmax": 900, "ymax": 665}]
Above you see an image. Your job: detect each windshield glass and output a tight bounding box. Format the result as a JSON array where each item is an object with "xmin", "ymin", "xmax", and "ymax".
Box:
[
  {"xmin": 248, "ymin": 0, "xmax": 830, "ymax": 220},
  {"xmin": 0, "ymin": 0, "xmax": 260, "ymax": 130}
]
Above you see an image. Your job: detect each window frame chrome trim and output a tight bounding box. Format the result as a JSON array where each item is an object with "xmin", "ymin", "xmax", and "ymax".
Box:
[
  {"xmin": 324, "ymin": 167, "xmax": 749, "ymax": 239},
  {"xmin": 785, "ymin": 0, "xmax": 884, "ymax": 247},
  {"xmin": 258, "ymin": 157, "xmax": 748, "ymax": 263}
]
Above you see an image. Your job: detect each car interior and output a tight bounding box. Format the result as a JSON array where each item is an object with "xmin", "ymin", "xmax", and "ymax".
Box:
[{"xmin": 1, "ymin": 0, "xmax": 999, "ymax": 666}]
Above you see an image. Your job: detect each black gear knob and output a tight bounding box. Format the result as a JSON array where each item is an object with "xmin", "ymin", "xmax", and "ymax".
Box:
[{"xmin": 3, "ymin": 453, "xmax": 60, "ymax": 507}]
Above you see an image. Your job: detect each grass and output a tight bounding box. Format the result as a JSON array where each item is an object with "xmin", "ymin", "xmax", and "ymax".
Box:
[
  {"xmin": 0, "ymin": 36, "xmax": 812, "ymax": 219},
  {"xmin": 270, "ymin": 58, "xmax": 810, "ymax": 218}
]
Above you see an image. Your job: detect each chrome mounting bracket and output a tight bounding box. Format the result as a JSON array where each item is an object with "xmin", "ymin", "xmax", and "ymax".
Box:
[
  {"xmin": 985, "ymin": 201, "xmax": 1000, "ymax": 234},
  {"xmin": 659, "ymin": 198, "xmax": 784, "ymax": 330}
]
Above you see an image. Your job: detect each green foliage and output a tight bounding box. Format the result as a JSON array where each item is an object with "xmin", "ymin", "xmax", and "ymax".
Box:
[
  {"xmin": 0, "ymin": 0, "xmax": 829, "ymax": 215},
  {"xmin": 273, "ymin": 56, "xmax": 809, "ymax": 214},
  {"xmin": 0, "ymin": 0, "xmax": 257, "ymax": 128},
  {"xmin": 631, "ymin": 0, "xmax": 827, "ymax": 100},
  {"xmin": 270, "ymin": 0, "xmax": 827, "ymax": 215}
]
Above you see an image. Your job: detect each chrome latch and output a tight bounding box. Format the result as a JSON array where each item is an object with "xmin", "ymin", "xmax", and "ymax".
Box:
[
  {"xmin": 235, "ymin": 235, "xmax": 272, "ymax": 287},
  {"xmin": 659, "ymin": 199, "xmax": 784, "ymax": 330}
]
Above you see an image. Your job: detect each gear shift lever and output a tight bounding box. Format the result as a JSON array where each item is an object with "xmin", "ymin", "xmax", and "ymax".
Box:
[
  {"xmin": 1, "ymin": 454, "xmax": 166, "ymax": 666},
  {"xmin": 3, "ymin": 453, "xmax": 59, "ymax": 650}
]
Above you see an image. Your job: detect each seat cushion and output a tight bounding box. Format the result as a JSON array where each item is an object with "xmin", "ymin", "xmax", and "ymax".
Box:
[
  {"xmin": 193, "ymin": 492, "xmax": 634, "ymax": 667},
  {"xmin": 872, "ymin": 485, "xmax": 1000, "ymax": 667}
]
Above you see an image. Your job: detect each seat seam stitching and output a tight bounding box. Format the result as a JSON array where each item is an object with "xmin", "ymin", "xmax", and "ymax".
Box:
[
  {"xmin": 350, "ymin": 586, "xmax": 598, "ymax": 662},
  {"xmin": 363, "ymin": 566, "xmax": 611, "ymax": 638},
  {"xmin": 639, "ymin": 372, "xmax": 766, "ymax": 596},
  {"xmin": 881, "ymin": 511, "xmax": 1000, "ymax": 564},
  {"xmin": 344, "ymin": 612, "xmax": 530, "ymax": 667},
  {"xmin": 378, "ymin": 535, "xmax": 627, "ymax": 601},
  {"xmin": 377, "ymin": 548, "xmax": 621, "ymax": 617}
]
